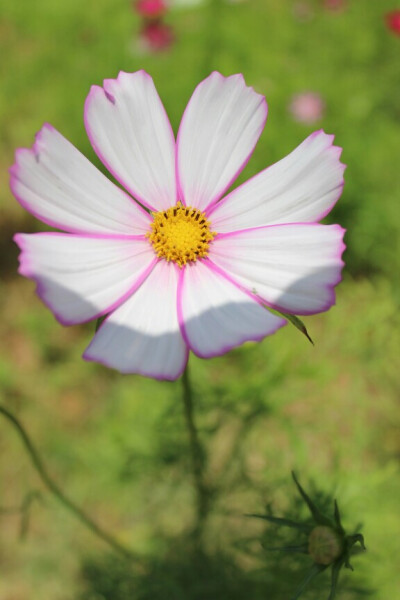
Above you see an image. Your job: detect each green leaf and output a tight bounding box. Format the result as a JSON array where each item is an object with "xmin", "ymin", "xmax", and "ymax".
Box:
[
  {"xmin": 348, "ymin": 533, "xmax": 366, "ymax": 552},
  {"xmin": 344, "ymin": 553, "xmax": 354, "ymax": 571},
  {"xmin": 265, "ymin": 306, "xmax": 314, "ymax": 344},
  {"xmin": 291, "ymin": 563, "xmax": 327, "ymax": 600},
  {"xmin": 328, "ymin": 558, "xmax": 344, "ymax": 600},
  {"xmin": 245, "ymin": 513, "xmax": 311, "ymax": 533},
  {"xmin": 262, "ymin": 542, "xmax": 309, "ymax": 554},
  {"xmin": 281, "ymin": 313, "xmax": 314, "ymax": 345},
  {"xmin": 291, "ymin": 472, "xmax": 333, "ymax": 527},
  {"xmin": 333, "ymin": 499, "xmax": 345, "ymax": 534},
  {"xmin": 95, "ymin": 316, "xmax": 107, "ymax": 332}
]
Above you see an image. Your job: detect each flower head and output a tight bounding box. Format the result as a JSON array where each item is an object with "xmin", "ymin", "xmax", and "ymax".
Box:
[
  {"xmin": 248, "ymin": 472, "xmax": 366, "ymax": 600},
  {"xmin": 11, "ymin": 71, "xmax": 345, "ymax": 380}
]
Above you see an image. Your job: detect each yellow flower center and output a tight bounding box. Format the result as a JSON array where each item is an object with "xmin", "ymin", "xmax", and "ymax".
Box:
[{"xmin": 147, "ymin": 202, "xmax": 216, "ymax": 267}]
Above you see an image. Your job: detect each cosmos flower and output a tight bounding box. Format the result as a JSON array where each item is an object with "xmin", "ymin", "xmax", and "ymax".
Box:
[
  {"xmin": 385, "ymin": 10, "xmax": 400, "ymax": 36},
  {"xmin": 138, "ymin": 20, "xmax": 175, "ymax": 52},
  {"xmin": 12, "ymin": 72, "xmax": 345, "ymax": 380},
  {"xmin": 289, "ymin": 92, "xmax": 325, "ymax": 125}
]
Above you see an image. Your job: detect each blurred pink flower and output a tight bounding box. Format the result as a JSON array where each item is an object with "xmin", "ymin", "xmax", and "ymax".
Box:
[
  {"xmin": 135, "ymin": 0, "xmax": 167, "ymax": 19},
  {"xmin": 289, "ymin": 92, "xmax": 325, "ymax": 125},
  {"xmin": 138, "ymin": 20, "xmax": 175, "ymax": 52},
  {"xmin": 385, "ymin": 10, "xmax": 400, "ymax": 36},
  {"xmin": 323, "ymin": 0, "xmax": 346, "ymax": 12},
  {"xmin": 293, "ymin": 1, "xmax": 314, "ymax": 22}
]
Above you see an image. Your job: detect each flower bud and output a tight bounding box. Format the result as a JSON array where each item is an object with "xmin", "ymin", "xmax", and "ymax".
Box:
[{"xmin": 308, "ymin": 525, "xmax": 343, "ymax": 565}]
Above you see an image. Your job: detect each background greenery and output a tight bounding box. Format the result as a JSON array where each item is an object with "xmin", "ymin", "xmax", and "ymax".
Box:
[{"xmin": 0, "ymin": 0, "xmax": 399, "ymax": 598}]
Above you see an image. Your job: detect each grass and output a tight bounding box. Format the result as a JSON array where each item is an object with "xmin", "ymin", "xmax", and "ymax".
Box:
[{"xmin": 0, "ymin": 0, "xmax": 399, "ymax": 598}]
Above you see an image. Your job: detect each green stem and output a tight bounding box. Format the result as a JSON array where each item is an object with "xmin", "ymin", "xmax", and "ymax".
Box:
[
  {"xmin": 0, "ymin": 404, "xmax": 136, "ymax": 560},
  {"xmin": 181, "ymin": 366, "xmax": 209, "ymax": 540}
]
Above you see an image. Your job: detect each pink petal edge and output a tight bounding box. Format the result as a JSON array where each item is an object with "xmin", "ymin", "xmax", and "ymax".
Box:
[
  {"xmin": 83, "ymin": 338, "xmax": 189, "ymax": 382},
  {"xmin": 14, "ymin": 232, "xmax": 158, "ymax": 326},
  {"xmin": 176, "ymin": 72, "xmax": 268, "ymax": 210},
  {"xmin": 212, "ymin": 223, "xmax": 347, "ymax": 316},
  {"xmin": 84, "ymin": 70, "xmax": 177, "ymax": 214},
  {"xmin": 206, "ymin": 129, "xmax": 346, "ymax": 222},
  {"xmin": 177, "ymin": 258, "xmax": 286, "ymax": 359},
  {"xmin": 83, "ymin": 259, "xmax": 189, "ymax": 381},
  {"xmin": 9, "ymin": 123, "xmax": 152, "ymax": 234}
]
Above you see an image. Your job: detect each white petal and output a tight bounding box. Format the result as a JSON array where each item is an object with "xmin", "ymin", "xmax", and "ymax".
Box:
[
  {"xmin": 10, "ymin": 124, "xmax": 151, "ymax": 235},
  {"xmin": 178, "ymin": 259, "xmax": 285, "ymax": 358},
  {"xmin": 84, "ymin": 261, "xmax": 188, "ymax": 380},
  {"xmin": 209, "ymin": 224, "xmax": 346, "ymax": 315},
  {"xmin": 176, "ymin": 72, "xmax": 267, "ymax": 212},
  {"xmin": 209, "ymin": 130, "xmax": 345, "ymax": 232},
  {"xmin": 84, "ymin": 71, "xmax": 176, "ymax": 212},
  {"xmin": 15, "ymin": 233, "xmax": 156, "ymax": 324}
]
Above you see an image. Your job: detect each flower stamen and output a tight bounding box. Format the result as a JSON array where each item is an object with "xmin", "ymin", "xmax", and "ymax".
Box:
[{"xmin": 147, "ymin": 202, "xmax": 216, "ymax": 267}]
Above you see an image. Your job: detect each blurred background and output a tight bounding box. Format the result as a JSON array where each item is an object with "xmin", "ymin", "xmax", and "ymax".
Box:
[{"xmin": 0, "ymin": 0, "xmax": 399, "ymax": 598}]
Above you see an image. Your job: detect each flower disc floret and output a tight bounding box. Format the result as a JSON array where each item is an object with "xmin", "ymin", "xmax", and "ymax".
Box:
[
  {"xmin": 308, "ymin": 525, "xmax": 343, "ymax": 565},
  {"xmin": 147, "ymin": 202, "xmax": 216, "ymax": 267}
]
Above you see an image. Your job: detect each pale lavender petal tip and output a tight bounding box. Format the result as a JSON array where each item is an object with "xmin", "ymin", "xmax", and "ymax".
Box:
[
  {"xmin": 176, "ymin": 70, "xmax": 268, "ymax": 212},
  {"xmin": 294, "ymin": 224, "xmax": 346, "ymax": 315},
  {"xmin": 84, "ymin": 69, "xmax": 176, "ymax": 213},
  {"xmin": 13, "ymin": 233, "xmax": 72, "ymax": 326},
  {"xmin": 82, "ymin": 339, "xmax": 189, "ymax": 381},
  {"xmin": 177, "ymin": 259, "xmax": 286, "ymax": 359},
  {"xmin": 300, "ymin": 130, "xmax": 346, "ymax": 223},
  {"xmin": 13, "ymin": 233, "xmax": 156, "ymax": 328}
]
